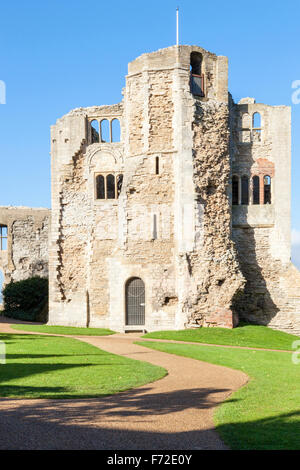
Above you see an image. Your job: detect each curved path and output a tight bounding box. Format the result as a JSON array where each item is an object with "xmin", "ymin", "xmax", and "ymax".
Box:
[{"xmin": 0, "ymin": 321, "xmax": 248, "ymax": 450}]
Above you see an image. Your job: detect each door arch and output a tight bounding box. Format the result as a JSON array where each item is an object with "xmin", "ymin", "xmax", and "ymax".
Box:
[{"xmin": 125, "ymin": 277, "xmax": 145, "ymax": 326}]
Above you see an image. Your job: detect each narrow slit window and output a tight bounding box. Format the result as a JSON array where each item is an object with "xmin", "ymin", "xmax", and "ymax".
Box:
[
  {"xmin": 264, "ymin": 176, "xmax": 271, "ymax": 204},
  {"xmin": 91, "ymin": 120, "xmax": 100, "ymax": 144},
  {"xmin": 152, "ymin": 214, "xmax": 158, "ymax": 240},
  {"xmin": 106, "ymin": 174, "xmax": 115, "ymax": 199},
  {"xmin": 241, "ymin": 176, "xmax": 249, "ymax": 205},
  {"xmin": 155, "ymin": 156, "xmax": 159, "ymax": 175},
  {"xmin": 232, "ymin": 175, "xmax": 239, "ymax": 205},
  {"xmin": 0, "ymin": 225, "xmax": 8, "ymax": 250},
  {"xmin": 96, "ymin": 175, "xmax": 105, "ymax": 199},
  {"xmin": 252, "ymin": 176, "xmax": 260, "ymax": 205}
]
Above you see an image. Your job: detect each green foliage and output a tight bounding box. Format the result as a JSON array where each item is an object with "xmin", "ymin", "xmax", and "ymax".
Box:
[{"xmin": 3, "ymin": 277, "xmax": 48, "ymax": 322}]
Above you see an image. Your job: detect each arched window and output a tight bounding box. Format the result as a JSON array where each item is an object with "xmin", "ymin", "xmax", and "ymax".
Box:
[
  {"xmin": 117, "ymin": 174, "xmax": 123, "ymax": 198},
  {"xmin": 91, "ymin": 120, "xmax": 99, "ymax": 144},
  {"xmin": 106, "ymin": 174, "xmax": 115, "ymax": 199},
  {"xmin": 241, "ymin": 176, "xmax": 249, "ymax": 205},
  {"xmin": 253, "ymin": 112, "xmax": 261, "ymax": 128},
  {"xmin": 190, "ymin": 52, "xmax": 204, "ymax": 97},
  {"xmin": 242, "ymin": 113, "xmax": 251, "ymax": 129},
  {"xmin": 264, "ymin": 176, "xmax": 271, "ymax": 204},
  {"xmin": 232, "ymin": 175, "xmax": 239, "ymax": 205},
  {"xmin": 252, "ymin": 176, "xmax": 260, "ymax": 205},
  {"xmin": 96, "ymin": 175, "xmax": 105, "ymax": 199},
  {"xmin": 252, "ymin": 112, "xmax": 262, "ymax": 142},
  {"xmin": 100, "ymin": 119, "xmax": 110, "ymax": 143},
  {"xmin": 95, "ymin": 173, "xmax": 123, "ymax": 200},
  {"xmin": 111, "ymin": 119, "xmax": 120, "ymax": 142}
]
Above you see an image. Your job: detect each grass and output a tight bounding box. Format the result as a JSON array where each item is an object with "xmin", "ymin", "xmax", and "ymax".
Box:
[
  {"xmin": 136, "ymin": 340, "xmax": 300, "ymax": 450},
  {"xmin": 143, "ymin": 323, "xmax": 299, "ymax": 351},
  {"xmin": 11, "ymin": 324, "xmax": 115, "ymax": 336},
  {"xmin": 0, "ymin": 333, "xmax": 166, "ymax": 399}
]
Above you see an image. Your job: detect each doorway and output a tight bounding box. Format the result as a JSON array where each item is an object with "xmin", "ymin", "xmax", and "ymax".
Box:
[{"xmin": 125, "ymin": 277, "xmax": 145, "ymax": 326}]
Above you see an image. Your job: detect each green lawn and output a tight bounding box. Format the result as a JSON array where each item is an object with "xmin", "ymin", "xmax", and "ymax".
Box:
[
  {"xmin": 11, "ymin": 324, "xmax": 115, "ymax": 336},
  {"xmin": 0, "ymin": 333, "xmax": 166, "ymax": 399},
  {"xmin": 136, "ymin": 340, "xmax": 300, "ymax": 450},
  {"xmin": 143, "ymin": 323, "xmax": 299, "ymax": 351}
]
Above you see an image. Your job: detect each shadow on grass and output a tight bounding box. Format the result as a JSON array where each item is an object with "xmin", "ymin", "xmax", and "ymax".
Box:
[{"xmin": 216, "ymin": 410, "xmax": 300, "ymax": 450}]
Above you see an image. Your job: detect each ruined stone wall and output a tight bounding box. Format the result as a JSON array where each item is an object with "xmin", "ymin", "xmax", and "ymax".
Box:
[
  {"xmin": 48, "ymin": 44, "xmax": 298, "ymax": 333},
  {"xmin": 0, "ymin": 207, "xmax": 49, "ymax": 292},
  {"xmin": 231, "ymin": 99, "xmax": 300, "ymax": 335},
  {"xmin": 182, "ymin": 100, "xmax": 245, "ymax": 328}
]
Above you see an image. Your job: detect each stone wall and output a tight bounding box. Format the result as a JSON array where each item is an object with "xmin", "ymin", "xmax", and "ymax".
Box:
[
  {"xmin": 230, "ymin": 98, "xmax": 300, "ymax": 335},
  {"xmin": 0, "ymin": 206, "xmax": 50, "ymax": 294},
  {"xmin": 182, "ymin": 100, "xmax": 245, "ymax": 328}
]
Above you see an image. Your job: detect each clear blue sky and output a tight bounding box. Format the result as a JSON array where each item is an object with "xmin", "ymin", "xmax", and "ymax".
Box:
[{"xmin": 0, "ymin": 0, "xmax": 300, "ymax": 264}]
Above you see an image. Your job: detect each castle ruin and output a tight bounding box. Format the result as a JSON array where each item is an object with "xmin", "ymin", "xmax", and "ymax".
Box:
[{"xmin": 45, "ymin": 45, "xmax": 300, "ymax": 334}]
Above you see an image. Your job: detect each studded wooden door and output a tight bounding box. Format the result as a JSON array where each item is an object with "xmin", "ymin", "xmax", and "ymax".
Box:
[{"xmin": 126, "ymin": 277, "xmax": 145, "ymax": 326}]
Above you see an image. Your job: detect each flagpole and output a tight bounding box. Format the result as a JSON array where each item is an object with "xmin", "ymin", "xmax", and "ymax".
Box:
[{"xmin": 176, "ymin": 7, "xmax": 179, "ymax": 46}]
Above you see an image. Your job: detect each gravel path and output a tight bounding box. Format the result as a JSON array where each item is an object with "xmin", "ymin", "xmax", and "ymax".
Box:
[{"xmin": 0, "ymin": 321, "xmax": 248, "ymax": 450}]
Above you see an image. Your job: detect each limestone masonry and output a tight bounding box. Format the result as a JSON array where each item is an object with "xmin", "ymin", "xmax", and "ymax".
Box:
[
  {"xmin": 0, "ymin": 207, "xmax": 49, "ymax": 286},
  {"xmin": 2, "ymin": 44, "xmax": 300, "ymax": 334}
]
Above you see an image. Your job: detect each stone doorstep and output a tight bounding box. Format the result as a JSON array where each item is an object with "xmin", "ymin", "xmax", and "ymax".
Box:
[{"xmin": 123, "ymin": 325, "xmax": 147, "ymax": 334}]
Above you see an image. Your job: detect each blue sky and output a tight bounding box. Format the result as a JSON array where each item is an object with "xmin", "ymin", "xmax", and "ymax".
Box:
[{"xmin": 0, "ymin": 0, "xmax": 300, "ymax": 266}]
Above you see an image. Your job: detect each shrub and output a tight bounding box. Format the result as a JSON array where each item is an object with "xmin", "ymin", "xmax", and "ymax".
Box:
[{"xmin": 3, "ymin": 277, "xmax": 48, "ymax": 322}]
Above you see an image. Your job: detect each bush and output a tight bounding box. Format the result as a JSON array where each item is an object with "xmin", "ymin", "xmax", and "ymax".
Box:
[{"xmin": 3, "ymin": 277, "xmax": 48, "ymax": 322}]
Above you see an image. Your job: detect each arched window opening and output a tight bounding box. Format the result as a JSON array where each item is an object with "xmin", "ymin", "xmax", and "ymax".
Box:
[
  {"xmin": 264, "ymin": 176, "xmax": 271, "ymax": 204},
  {"xmin": 252, "ymin": 176, "xmax": 260, "ymax": 205},
  {"xmin": 242, "ymin": 113, "xmax": 251, "ymax": 129},
  {"xmin": 190, "ymin": 52, "xmax": 204, "ymax": 97},
  {"xmin": 253, "ymin": 112, "xmax": 261, "ymax": 128},
  {"xmin": 106, "ymin": 174, "xmax": 115, "ymax": 199},
  {"xmin": 111, "ymin": 119, "xmax": 120, "ymax": 142},
  {"xmin": 252, "ymin": 112, "xmax": 262, "ymax": 142},
  {"xmin": 96, "ymin": 175, "xmax": 105, "ymax": 199},
  {"xmin": 100, "ymin": 119, "xmax": 110, "ymax": 143},
  {"xmin": 232, "ymin": 176, "xmax": 239, "ymax": 205},
  {"xmin": 241, "ymin": 176, "xmax": 249, "ymax": 205},
  {"xmin": 91, "ymin": 120, "xmax": 99, "ymax": 144},
  {"xmin": 0, "ymin": 225, "xmax": 7, "ymax": 250},
  {"xmin": 117, "ymin": 174, "xmax": 123, "ymax": 198}
]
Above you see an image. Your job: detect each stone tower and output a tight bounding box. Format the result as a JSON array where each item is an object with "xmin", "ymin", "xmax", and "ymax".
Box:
[
  {"xmin": 48, "ymin": 45, "xmax": 244, "ymax": 331},
  {"xmin": 48, "ymin": 44, "xmax": 300, "ymax": 334}
]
